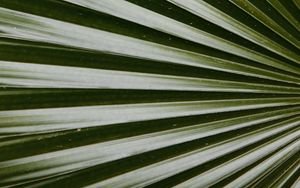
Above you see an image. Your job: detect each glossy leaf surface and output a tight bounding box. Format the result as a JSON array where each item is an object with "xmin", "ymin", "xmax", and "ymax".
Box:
[{"xmin": 0, "ymin": 0, "xmax": 299, "ymax": 187}]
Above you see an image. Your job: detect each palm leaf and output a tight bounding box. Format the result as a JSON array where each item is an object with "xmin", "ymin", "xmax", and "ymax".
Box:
[{"xmin": 0, "ymin": 0, "xmax": 299, "ymax": 187}]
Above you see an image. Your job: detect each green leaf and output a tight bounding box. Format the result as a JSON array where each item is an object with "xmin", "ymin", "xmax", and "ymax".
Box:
[{"xmin": 0, "ymin": 0, "xmax": 299, "ymax": 187}]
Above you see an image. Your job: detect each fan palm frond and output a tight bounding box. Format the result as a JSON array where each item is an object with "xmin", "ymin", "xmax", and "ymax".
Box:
[{"xmin": 0, "ymin": 0, "xmax": 299, "ymax": 187}]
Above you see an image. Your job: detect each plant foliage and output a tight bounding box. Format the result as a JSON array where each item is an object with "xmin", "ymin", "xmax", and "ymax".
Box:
[{"xmin": 0, "ymin": 0, "xmax": 299, "ymax": 187}]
